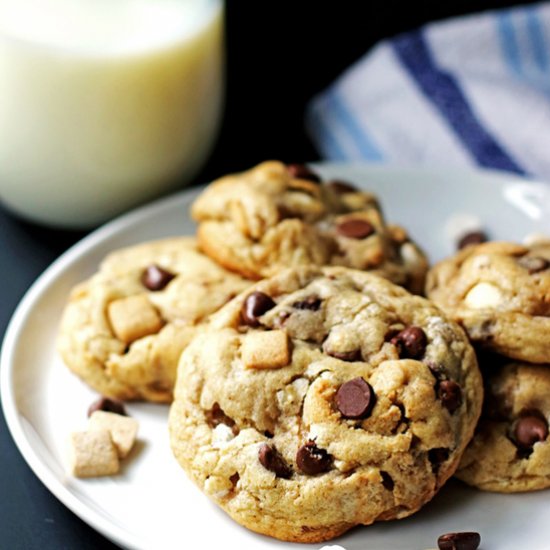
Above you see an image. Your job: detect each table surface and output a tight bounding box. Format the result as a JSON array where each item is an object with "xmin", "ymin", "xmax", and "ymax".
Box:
[{"xmin": 0, "ymin": 1, "xmax": 537, "ymax": 548}]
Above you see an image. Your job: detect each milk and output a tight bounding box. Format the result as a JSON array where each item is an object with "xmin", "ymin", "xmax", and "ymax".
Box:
[{"xmin": 0, "ymin": 0, "xmax": 223, "ymax": 227}]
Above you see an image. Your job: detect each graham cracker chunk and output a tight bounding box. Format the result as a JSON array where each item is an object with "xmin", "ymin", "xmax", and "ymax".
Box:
[
  {"xmin": 88, "ymin": 410, "xmax": 139, "ymax": 458},
  {"xmin": 68, "ymin": 430, "xmax": 119, "ymax": 478},
  {"xmin": 108, "ymin": 295, "xmax": 163, "ymax": 344},
  {"xmin": 241, "ymin": 330, "xmax": 290, "ymax": 369}
]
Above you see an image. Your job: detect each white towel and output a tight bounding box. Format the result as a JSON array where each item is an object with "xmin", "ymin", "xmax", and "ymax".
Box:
[{"xmin": 307, "ymin": 2, "xmax": 550, "ymax": 181}]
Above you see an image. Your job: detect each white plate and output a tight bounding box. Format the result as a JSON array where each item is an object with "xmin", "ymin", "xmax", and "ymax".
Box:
[{"xmin": 3, "ymin": 163, "xmax": 550, "ymax": 550}]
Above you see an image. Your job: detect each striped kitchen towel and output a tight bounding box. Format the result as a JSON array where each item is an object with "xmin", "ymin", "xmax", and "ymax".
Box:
[{"xmin": 307, "ymin": 2, "xmax": 550, "ymax": 180}]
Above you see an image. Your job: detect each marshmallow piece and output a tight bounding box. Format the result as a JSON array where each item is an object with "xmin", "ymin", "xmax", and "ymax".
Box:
[
  {"xmin": 465, "ymin": 282, "xmax": 503, "ymax": 309},
  {"xmin": 88, "ymin": 410, "xmax": 139, "ymax": 458},
  {"xmin": 68, "ymin": 430, "xmax": 119, "ymax": 478},
  {"xmin": 241, "ymin": 330, "xmax": 290, "ymax": 369},
  {"xmin": 108, "ymin": 295, "xmax": 163, "ymax": 344}
]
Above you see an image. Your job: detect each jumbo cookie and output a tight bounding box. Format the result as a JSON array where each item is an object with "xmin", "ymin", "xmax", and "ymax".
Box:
[
  {"xmin": 426, "ymin": 241, "xmax": 550, "ymax": 363},
  {"xmin": 57, "ymin": 237, "xmax": 251, "ymax": 402},
  {"xmin": 191, "ymin": 161, "xmax": 428, "ymax": 293},
  {"xmin": 456, "ymin": 360, "xmax": 550, "ymax": 493},
  {"xmin": 169, "ymin": 266, "xmax": 483, "ymax": 542}
]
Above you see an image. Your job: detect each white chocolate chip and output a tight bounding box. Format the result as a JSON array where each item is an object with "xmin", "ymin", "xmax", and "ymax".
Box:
[
  {"xmin": 401, "ymin": 242, "xmax": 422, "ymax": 268},
  {"xmin": 465, "ymin": 282, "xmax": 503, "ymax": 309},
  {"xmin": 211, "ymin": 424, "xmax": 235, "ymax": 449}
]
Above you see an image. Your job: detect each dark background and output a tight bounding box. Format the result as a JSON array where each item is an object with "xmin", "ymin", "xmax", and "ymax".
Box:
[{"xmin": 0, "ymin": 1, "xmax": 536, "ymax": 548}]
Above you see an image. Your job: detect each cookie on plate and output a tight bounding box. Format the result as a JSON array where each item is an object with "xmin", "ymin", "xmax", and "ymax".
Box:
[
  {"xmin": 191, "ymin": 161, "xmax": 428, "ymax": 293},
  {"xmin": 57, "ymin": 237, "xmax": 251, "ymax": 402},
  {"xmin": 426, "ymin": 241, "xmax": 550, "ymax": 363},
  {"xmin": 456, "ymin": 360, "xmax": 550, "ymax": 492},
  {"xmin": 169, "ymin": 266, "xmax": 482, "ymax": 542}
]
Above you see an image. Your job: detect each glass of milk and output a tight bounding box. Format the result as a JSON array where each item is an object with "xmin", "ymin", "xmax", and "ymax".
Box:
[{"xmin": 0, "ymin": 0, "xmax": 224, "ymax": 228}]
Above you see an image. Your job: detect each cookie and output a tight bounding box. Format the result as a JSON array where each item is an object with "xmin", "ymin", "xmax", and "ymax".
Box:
[
  {"xmin": 426, "ymin": 241, "xmax": 550, "ymax": 363},
  {"xmin": 456, "ymin": 360, "xmax": 550, "ymax": 492},
  {"xmin": 169, "ymin": 267, "xmax": 482, "ymax": 542},
  {"xmin": 191, "ymin": 161, "xmax": 428, "ymax": 293},
  {"xmin": 57, "ymin": 237, "xmax": 251, "ymax": 402}
]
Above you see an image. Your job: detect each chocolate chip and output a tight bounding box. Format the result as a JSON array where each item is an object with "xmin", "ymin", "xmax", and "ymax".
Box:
[
  {"xmin": 390, "ymin": 326, "xmax": 427, "ymax": 359},
  {"xmin": 517, "ymin": 256, "xmax": 550, "ymax": 274},
  {"xmin": 380, "ymin": 471, "xmax": 394, "ymax": 490},
  {"xmin": 438, "ymin": 380, "xmax": 462, "ymax": 413},
  {"xmin": 438, "ymin": 531, "xmax": 481, "ymax": 550},
  {"xmin": 292, "ymin": 296, "xmax": 321, "ymax": 311},
  {"xmin": 336, "ymin": 219, "xmax": 375, "ymax": 239},
  {"xmin": 241, "ymin": 291, "xmax": 276, "ymax": 327},
  {"xmin": 205, "ymin": 403, "xmax": 238, "ymax": 434},
  {"xmin": 335, "ymin": 377, "xmax": 376, "ymax": 419},
  {"xmin": 287, "ymin": 163, "xmax": 321, "ymax": 183},
  {"xmin": 229, "ymin": 472, "xmax": 240, "ymax": 486},
  {"xmin": 258, "ymin": 443, "xmax": 292, "ymax": 479},
  {"xmin": 87, "ymin": 397, "xmax": 127, "ymax": 418},
  {"xmin": 296, "ymin": 441, "xmax": 332, "ymax": 475},
  {"xmin": 141, "ymin": 264, "xmax": 175, "ymax": 291},
  {"xmin": 428, "ymin": 448, "xmax": 450, "ymax": 472},
  {"xmin": 326, "ymin": 180, "xmax": 358, "ymax": 194},
  {"xmin": 513, "ymin": 412, "xmax": 548, "ymax": 450},
  {"xmin": 457, "ymin": 231, "xmax": 487, "ymax": 250},
  {"xmin": 326, "ymin": 349, "xmax": 362, "ymax": 362}
]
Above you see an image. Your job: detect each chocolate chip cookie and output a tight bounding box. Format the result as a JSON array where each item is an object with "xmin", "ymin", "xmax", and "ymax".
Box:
[
  {"xmin": 191, "ymin": 161, "xmax": 428, "ymax": 293},
  {"xmin": 456, "ymin": 360, "xmax": 550, "ymax": 492},
  {"xmin": 426, "ymin": 241, "xmax": 550, "ymax": 363},
  {"xmin": 169, "ymin": 267, "xmax": 482, "ymax": 542},
  {"xmin": 57, "ymin": 237, "xmax": 251, "ymax": 402}
]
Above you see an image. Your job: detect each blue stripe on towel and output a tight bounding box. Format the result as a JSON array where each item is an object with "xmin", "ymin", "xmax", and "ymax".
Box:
[
  {"xmin": 525, "ymin": 7, "xmax": 549, "ymax": 73},
  {"xmin": 325, "ymin": 90, "xmax": 384, "ymax": 161},
  {"xmin": 497, "ymin": 8, "xmax": 550, "ymax": 94},
  {"xmin": 497, "ymin": 11, "xmax": 523, "ymax": 76},
  {"xmin": 392, "ymin": 30, "xmax": 526, "ymax": 175}
]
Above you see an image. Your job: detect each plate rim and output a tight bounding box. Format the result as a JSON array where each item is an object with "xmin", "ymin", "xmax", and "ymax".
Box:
[{"xmin": 1, "ymin": 162, "xmax": 548, "ymax": 549}]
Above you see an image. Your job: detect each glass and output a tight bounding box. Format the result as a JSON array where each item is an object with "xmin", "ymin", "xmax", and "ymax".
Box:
[{"xmin": 0, "ymin": 0, "xmax": 224, "ymax": 228}]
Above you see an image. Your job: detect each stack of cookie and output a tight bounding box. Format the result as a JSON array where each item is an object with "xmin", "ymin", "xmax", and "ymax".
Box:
[
  {"xmin": 427, "ymin": 240, "xmax": 550, "ymax": 493},
  {"xmin": 58, "ymin": 161, "xmax": 487, "ymax": 544}
]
